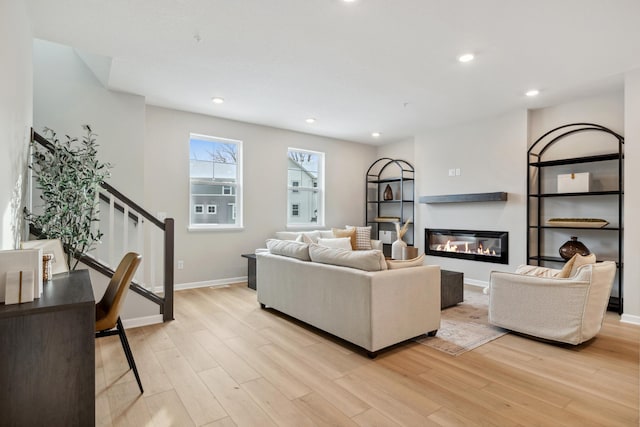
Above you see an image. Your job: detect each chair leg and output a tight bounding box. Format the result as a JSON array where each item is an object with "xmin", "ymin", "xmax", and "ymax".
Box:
[{"xmin": 116, "ymin": 317, "xmax": 144, "ymax": 394}]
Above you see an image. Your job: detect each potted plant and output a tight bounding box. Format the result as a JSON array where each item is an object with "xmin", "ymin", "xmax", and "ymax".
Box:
[{"xmin": 24, "ymin": 125, "xmax": 112, "ymax": 270}]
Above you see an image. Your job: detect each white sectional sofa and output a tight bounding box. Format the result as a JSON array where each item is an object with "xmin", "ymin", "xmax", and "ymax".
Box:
[{"xmin": 256, "ymin": 240, "xmax": 441, "ymax": 357}]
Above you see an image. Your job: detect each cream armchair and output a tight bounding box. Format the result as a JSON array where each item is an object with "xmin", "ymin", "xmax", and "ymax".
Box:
[{"xmin": 488, "ymin": 261, "xmax": 616, "ymax": 345}]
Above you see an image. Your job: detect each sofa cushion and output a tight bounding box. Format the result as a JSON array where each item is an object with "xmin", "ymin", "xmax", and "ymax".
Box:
[
  {"xmin": 309, "ymin": 243, "xmax": 387, "ymax": 271},
  {"xmin": 266, "ymin": 239, "xmax": 311, "ymax": 261},
  {"xmin": 317, "ymin": 237, "xmax": 353, "ymax": 250},
  {"xmin": 346, "ymin": 225, "xmax": 372, "ymax": 250},
  {"xmin": 332, "ymin": 227, "xmax": 357, "ymax": 249},
  {"xmin": 557, "ymin": 253, "xmax": 597, "ymax": 278},
  {"xmin": 386, "ymin": 253, "xmax": 425, "ymax": 269}
]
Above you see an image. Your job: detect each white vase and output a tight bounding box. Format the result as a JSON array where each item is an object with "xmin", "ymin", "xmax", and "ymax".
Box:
[{"xmin": 391, "ymin": 238, "xmax": 407, "ymax": 260}]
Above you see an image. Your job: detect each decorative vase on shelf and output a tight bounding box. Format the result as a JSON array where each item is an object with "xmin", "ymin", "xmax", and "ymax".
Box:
[
  {"xmin": 391, "ymin": 238, "xmax": 407, "ymax": 260},
  {"xmin": 559, "ymin": 236, "xmax": 590, "ymax": 260},
  {"xmin": 383, "ymin": 184, "xmax": 393, "ymax": 201}
]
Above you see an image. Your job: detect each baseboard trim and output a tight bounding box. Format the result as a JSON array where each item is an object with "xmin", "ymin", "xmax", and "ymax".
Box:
[
  {"xmin": 464, "ymin": 278, "xmax": 488, "ymax": 289},
  {"xmin": 122, "ymin": 314, "xmax": 163, "ymax": 329},
  {"xmin": 157, "ymin": 276, "xmax": 248, "ymax": 292},
  {"xmin": 620, "ymin": 313, "xmax": 640, "ymax": 326}
]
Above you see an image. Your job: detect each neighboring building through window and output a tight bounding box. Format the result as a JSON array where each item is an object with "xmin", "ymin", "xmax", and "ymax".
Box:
[
  {"xmin": 189, "ymin": 133, "xmax": 242, "ymax": 228},
  {"xmin": 287, "ymin": 148, "xmax": 324, "ymax": 226}
]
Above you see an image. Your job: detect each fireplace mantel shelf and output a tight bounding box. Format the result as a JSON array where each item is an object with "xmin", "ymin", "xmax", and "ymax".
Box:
[{"xmin": 419, "ymin": 192, "xmax": 508, "ymax": 204}]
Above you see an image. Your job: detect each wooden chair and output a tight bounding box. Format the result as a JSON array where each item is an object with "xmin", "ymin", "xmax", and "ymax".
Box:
[{"xmin": 95, "ymin": 252, "xmax": 144, "ymax": 393}]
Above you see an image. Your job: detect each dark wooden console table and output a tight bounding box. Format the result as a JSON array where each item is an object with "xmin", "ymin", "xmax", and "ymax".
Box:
[
  {"xmin": 241, "ymin": 253, "xmax": 257, "ymax": 290},
  {"xmin": 0, "ymin": 269, "xmax": 95, "ymax": 426}
]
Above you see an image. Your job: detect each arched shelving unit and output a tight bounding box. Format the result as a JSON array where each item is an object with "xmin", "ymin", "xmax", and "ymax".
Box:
[
  {"xmin": 366, "ymin": 158, "xmax": 415, "ymax": 257},
  {"xmin": 527, "ymin": 123, "xmax": 624, "ymax": 313}
]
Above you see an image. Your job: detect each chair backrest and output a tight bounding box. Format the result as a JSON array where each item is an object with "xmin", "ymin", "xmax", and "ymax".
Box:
[{"xmin": 96, "ymin": 252, "xmax": 142, "ymax": 331}]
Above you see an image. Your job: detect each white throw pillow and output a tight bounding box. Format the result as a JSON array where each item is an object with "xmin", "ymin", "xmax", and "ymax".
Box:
[
  {"xmin": 275, "ymin": 231, "xmax": 302, "ymax": 241},
  {"xmin": 345, "ymin": 225, "xmax": 372, "ymax": 250},
  {"xmin": 308, "ymin": 243, "xmax": 387, "ymax": 271},
  {"xmin": 386, "ymin": 253, "xmax": 425, "ymax": 269},
  {"xmin": 266, "ymin": 239, "xmax": 311, "ymax": 261},
  {"xmin": 317, "ymin": 237, "xmax": 353, "ymax": 251}
]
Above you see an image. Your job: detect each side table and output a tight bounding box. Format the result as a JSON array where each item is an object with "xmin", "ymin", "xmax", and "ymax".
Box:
[
  {"xmin": 441, "ymin": 269, "xmax": 464, "ymax": 309},
  {"xmin": 241, "ymin": 253, "xmax": 257, "ymax": 290}
]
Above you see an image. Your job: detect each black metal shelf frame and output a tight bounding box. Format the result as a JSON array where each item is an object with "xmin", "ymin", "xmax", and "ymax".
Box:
[
  {"xmin": 527, "ymin": 123, "xmax": 624, "ymax": 314},
  {"xmin": 365, "ymin": 158, "xmax": 415, "ymax": 256}
]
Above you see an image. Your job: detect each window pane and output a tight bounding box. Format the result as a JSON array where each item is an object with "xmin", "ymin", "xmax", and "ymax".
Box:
[
  {"xmin": 190, "ymin": 134, "xmax": 242, "ymax": 227},
  {"xmin": 288, "ymin": 149, "xmax": 323, "ymax": 226}
]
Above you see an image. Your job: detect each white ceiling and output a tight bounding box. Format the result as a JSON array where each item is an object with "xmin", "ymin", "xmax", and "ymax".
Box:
[{"xmin": 25, "ymin": 0, "xmax": 640, "ymax": 145}]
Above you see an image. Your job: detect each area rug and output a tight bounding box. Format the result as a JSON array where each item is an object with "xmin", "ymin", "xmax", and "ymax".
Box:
[{"xmin": 415, "ymin": 288, "xmax": 507, "ymax": 356}]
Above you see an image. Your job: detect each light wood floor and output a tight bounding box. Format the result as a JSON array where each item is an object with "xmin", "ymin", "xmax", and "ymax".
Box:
[{"xmin": 96, "ymin": 283, "xmax": 639, "ymax": 427}]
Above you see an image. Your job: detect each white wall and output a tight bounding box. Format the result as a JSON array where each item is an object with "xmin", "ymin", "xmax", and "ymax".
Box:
[
  {"xmin": 376, "ymin": 137, "xmax": 415, "ymax": 165},
  {"xmin": 33, "ymin": 39, "xmax": 146, "ymax": 202},
  {"xmin": 623, "ymin": 70, "xmax": 640, "ymax": 321},
  {"xmin": 145, "ymin": 106, "xmax": 377, "ymax": 285},
  {"xmin": 0, "ymin": 0, "xmax": 32, "ymax": 249},
  {"xmin": 414, "ymin": 110, "xmax": 528, "ymax": 285}
]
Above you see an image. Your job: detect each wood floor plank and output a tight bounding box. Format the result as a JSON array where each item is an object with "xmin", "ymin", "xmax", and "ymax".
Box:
[
  {"xmin": 143, "ymin": 389, "xmax": 196, "ymax": 427},
  {"xmin": 241, "ymin": 377, "xmax": 315, "ymax": 427},
  {"xmin": 336, "ymin": 373, "xmax": 439, "ymax": 426},
  {"xmin": 259, "ymin": 343, "xmax": 370, "ymax": 417},
  {"xmin": 224, "ymin": 336, "xmax": 312, "ymax": 400},
  {"xmin": 96, "ymin": 282, "xmax": 639, "ymax": 427},
  {"xmin": 292, "ymin": 392, "xmax": 360, "ymax": 427},
  {"xmin": 154, "ymin": 348, "xmax": 228, "ymax": 425},
  {"xmin": 351, "ymin": 408, "xmax": 402, "ymax": 427},
  {"xmin": 192, "ymin": 329, "xmax": 262, "ymax": 384},
  {"xmin": 198, "ymin": 366, "xmax": 277, "ymax": 427}
]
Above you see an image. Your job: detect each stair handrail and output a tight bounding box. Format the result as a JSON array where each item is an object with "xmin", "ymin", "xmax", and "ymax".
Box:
[{"xmin": 30, "ymin": 129, "xmax": 174, "ymax": 321}]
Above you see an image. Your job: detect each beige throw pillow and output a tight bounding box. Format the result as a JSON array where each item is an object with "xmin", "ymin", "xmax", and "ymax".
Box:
[
  {"xmin": 557, "ymin": 253, "xmax": 596, "ymax": 278},
  {"xmin": 345, "ymin": 225, "xmax": 372, "ymax": 250},
  {"xmin": 308, "ymin": 244, "xmax": 387, "ymax": 271},
  {"xmin": 332, "ymin": 227, "xmax": 357, "ymax": 249},
  {"xmin": 386, "ymin": 253, "xmax": 425, "ymax": 269}
]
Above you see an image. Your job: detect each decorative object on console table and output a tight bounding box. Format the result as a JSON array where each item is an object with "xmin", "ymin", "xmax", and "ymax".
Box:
[{"xmin": 559, "ymin": 236, "xmax": 590, "ymax": 260}]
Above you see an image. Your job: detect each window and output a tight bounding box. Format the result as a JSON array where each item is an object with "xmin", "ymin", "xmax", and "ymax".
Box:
[
  {"xmin": 287, "ymin": 148, "xmax": 324, "ymax": 226},
  {"xmin": 189, "ymin": 133, "xmax": 242, "ymax": 229}
]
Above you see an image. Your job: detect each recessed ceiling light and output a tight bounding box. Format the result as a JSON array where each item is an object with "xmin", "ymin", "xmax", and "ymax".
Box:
[
  {"xmin": 525, "ymin": 89, "xmax": 540, "ymax": 97},
  {"xmin": 305, "ymin": 118, "xmax": 316, "ymax": 124},
  {"xmin": 211, "ymin": 97, "xmax": 224, "ymax": 104},
  {"xmin": 458, "ymin": 53, "xmax": 474, "ymax": 63},
  {"xmin": 372, "ymin": 132, "xmax": 381, "ymax": 138}
]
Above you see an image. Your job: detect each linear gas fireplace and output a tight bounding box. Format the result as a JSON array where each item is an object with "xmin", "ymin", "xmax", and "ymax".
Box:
[{"xmin": 425, "ymin": 229, "xmax": 509, "ymax": 264}]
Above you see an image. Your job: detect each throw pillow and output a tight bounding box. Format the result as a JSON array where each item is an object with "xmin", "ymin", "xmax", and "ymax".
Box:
[
  {"xmin": 266, "ymin": 239, "xmax": 311, "ymax": 261},
  {"xmin": 332, "ymin": 227, "xmax": 357, "ymax": 249},
  {"xmin": 308, "ymin": 244, "xmax": 387, "ymax": 271},
  {"xmin": 317, "ymin": 237, "xmax": 353, "ymax": 250},
  {"xmin": 514, "ymin": 265, "xmax": 561, "ymax": 278},
  {"xmin": 275, "ymin": 231, "xmax": 302, "ymax": 241},
  {"xmin": 557, "ymin": 253, "xmax": 597, "ymax": 278},
  {"xmin": 386, "ymin": 253, "xmax": 425, "ymax": 269},
  {"xmin": 345, "ymin": 225, "xmax": 372, "ymax": 250}
]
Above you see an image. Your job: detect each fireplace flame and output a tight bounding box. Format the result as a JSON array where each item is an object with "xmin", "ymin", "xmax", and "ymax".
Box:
[{"xmin": 434, "ymin": 240, "xmax": 498, "ymax": 257}]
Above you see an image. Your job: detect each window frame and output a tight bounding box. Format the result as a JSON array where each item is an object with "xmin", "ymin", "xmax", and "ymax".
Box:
[
  {"xmin": 188, "ymin": 133, "xmax": 243, "ymax": 231},
  {"xmin": 287, "ymin": 147, "xmax": 325, "ymax": 228}
]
